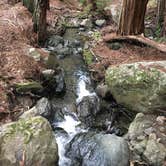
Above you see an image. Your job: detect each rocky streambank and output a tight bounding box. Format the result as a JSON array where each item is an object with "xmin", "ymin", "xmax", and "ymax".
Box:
[{"xmin": 0, "ymin": 0, "xmax": 166, "ymax": 166}]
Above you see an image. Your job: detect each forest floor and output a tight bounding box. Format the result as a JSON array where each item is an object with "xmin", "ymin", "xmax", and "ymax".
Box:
[
  {"xmin": 0, "ymin": 0, "xmax": 166, "ymax": 123},
  {"xmin": 0, "ymin": 0, "xmax": 47, "ymax": 123}
]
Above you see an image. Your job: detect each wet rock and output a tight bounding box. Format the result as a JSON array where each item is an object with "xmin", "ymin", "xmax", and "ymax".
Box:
[
  {"xmin": 0, "ymin": 116, "xmax": 58, "ymax": 166},
  {"xmin": 56, "ymin": 47, "xmax": 71, "ymax": 56},
  {"xmin": 105, "ymin": 61, "xmax": 166, "ymax": 113},
  {"xmin": 77, "ymin": 95, "xmax": 100, "ymax": 127},
  {"xmin": 95, "ymin": 19, "xmax": 106, "ymax": 27},
  {"xmin": 96, "ymin": 84, "xmax": 111, "ymax": 99},
  {"xmin": 42, "ymin": 68, "xmax": 66, "ymax": 96},
  {"xmin": 70, "ymin": 39, "xmax": 81, "ymax": 47},
  {"xmin": 127, "ymin": 113, "xmax": 166, "ymax": 166},
  {"xmin": 54, "ymin": 69, "xmax": 66, "ymax": 94},
  {"xmin": 66, "ymin": 132, "xmax": 129, "ymax": 166},
  {"xmin": 20, "ymin": 97, "xmax": 53, "ymax": 120},
  {"xmin": 51, "ymin": 105, "xmax": 77, "ymax": 125},
  {"xmin": 56, "ymin": 43, "xmax": 63, "ymax": 50},
  {"xmin": 47, "ymin": 35, "xmax": 64, "ymax": 47}
]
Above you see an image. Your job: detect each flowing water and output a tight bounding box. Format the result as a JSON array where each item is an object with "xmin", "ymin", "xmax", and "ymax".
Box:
[
  {"xmin": 46, "ymin": 28, "xmax": 131, "ymax": 166},
  {"xmin": 46, "ymin": 29, "xmax": 99, "ymax": 166},
  {"xmin": 52, "ymin": 72, "xmax": 97, "ymax": 166}
]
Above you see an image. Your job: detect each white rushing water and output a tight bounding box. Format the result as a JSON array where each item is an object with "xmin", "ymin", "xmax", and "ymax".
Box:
[
  {"xmin": 54, "ymin": 112, "xmax": 84, "ymax": 166},
  {"xmin": 76, "ymin": 73, "xmax": 96, "ymax": 104},
  {"xmin": 54, "ymin": 72, "xmax": 96, "ymax": 166}
]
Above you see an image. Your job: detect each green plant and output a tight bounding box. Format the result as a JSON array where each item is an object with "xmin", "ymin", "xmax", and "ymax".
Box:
[
  {"xmin": 83, "ymin": 49, "xmax": 94, "ymax": 65},
  {"xmin": 96, "ymin": 0, "xmax": 109, "ymax": 12},
  {"xmin": 91, "ymin": 31, "xmax": 101, "ymax": 41},
  {"xmin": 155, "ymin": 24, "xmax": 162, "ymax": 37}
]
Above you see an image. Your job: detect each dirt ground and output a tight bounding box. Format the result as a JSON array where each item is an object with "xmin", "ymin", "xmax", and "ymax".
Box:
[{"xmin": 0, "ymin": 1, "xmax": 45, "ymax": 123}]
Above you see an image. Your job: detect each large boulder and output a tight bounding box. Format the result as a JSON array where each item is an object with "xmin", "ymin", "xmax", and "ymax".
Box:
[
  {"xmin": 105, "ymin": 61, "xmax": 166, "ymax": 113},
  {"xmin": 66, "ymin": 132, "xmax": 130, "ymax": 166},
  {"xmin": 127, "ymin": 113, "xmax": 166, "ymax": 166},
  {"xmin": 0, "ymin": 116, "xmax": 58, "ymax": 166}
]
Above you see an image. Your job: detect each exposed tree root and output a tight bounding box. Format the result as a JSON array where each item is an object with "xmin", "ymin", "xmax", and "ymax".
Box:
[{"xmin": 103, "ymin": 34, "xmax": 166, "ymax": 53}]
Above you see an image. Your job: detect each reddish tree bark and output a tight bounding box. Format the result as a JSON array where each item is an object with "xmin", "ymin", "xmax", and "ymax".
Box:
[
  {"xmin": 117, "ymin": 0, "xmax": 148, "ymax": 35},
  {"xmin": 157, "ymin": 0, "xmax": 166, "ymax": 36}
]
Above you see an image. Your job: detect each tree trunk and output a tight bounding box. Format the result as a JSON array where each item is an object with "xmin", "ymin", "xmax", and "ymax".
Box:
[
  {"xmin": 37, "ymin": 0, "xmax": 48, "ymax": 44},
  {"xmin": 32, "ymin": 0, "xmax": 49, "ymax": 45},
  {"xmin": 117, "ymin": 0, "xmax": 148, "ymax": 35},
  {"xmin": 156, "ymin": 0, "xmax": 166, "ymax": 36}
]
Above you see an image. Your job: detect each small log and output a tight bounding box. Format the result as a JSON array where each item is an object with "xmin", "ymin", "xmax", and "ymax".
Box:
[{"xmin": 103, "ymin": 34, "xmax": 166, "ymax": 53}]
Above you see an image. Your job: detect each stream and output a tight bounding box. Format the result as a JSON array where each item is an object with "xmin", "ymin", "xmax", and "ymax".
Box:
[{"xmin": 45, "ymin": 28, "xmax": 130, "ymax": 166}]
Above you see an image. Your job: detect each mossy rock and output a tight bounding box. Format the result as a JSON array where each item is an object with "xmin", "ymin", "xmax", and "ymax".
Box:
[
  {"xmin": 14, "ymin": 81, "xmax": 44, "ymax": 94},
  {"xmin": 0, "ymin": 116, "xmax": 58, "ymax": 166},
  {"xmin": 127, "ymin": 113, "xmax": 166, "ymax": 166},
  {"xmin": 105, "ymin": 61, "xmax": 166, "ymax": 113},
  {"xmin": 46, "ymin": 52, "xmax": 59, "ymax": 70}
]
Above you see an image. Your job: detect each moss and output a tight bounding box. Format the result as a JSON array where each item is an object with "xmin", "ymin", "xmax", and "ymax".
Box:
[
  {"xmin": 91, "ymin": 31, "xmax": 101, "ymax": 41},
  {"xmin": 106, "ymin": 65, "xmax": 161, "ymax": 89},
  {"xmin": 78, "ymin": 4, "xmax": 92, "ymax": 18},
  {"xmin": 15, "ymin": 81, "xmax": 43, "ymax": 93},
  {"xmin": 46, "ymin": 53, "xmax": 59, "ymax": 69},
  {"xmin": 105, "ymin": 62, "xmax": 166, "ymax": 113},
  {"xmin": 5, "ymin": 117, "xmax": 45, "ymax": 144},
  {"xmin": 83, "ymin": 49, "xmax": 94, "ymax": 65}
]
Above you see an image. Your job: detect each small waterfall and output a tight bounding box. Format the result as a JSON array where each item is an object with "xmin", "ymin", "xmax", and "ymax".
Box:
[
  {"xmin": 53, "ymin": 111, "xmax": 85, "ymax": 166},
  {"xmin": 53, "ymin": 72, "xmax": 95, "ymax": 166},
  {"xmin": 76, "ymin": 71, "xmax": 96, "ymax": 104}
]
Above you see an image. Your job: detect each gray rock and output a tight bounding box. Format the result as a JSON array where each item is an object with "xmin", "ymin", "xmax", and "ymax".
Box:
[
  {"xmin": 105, "ymin": 61, "xmax": 166, "ymax": 113},
  {"xmin": 80, "ymin": 19, "xmax": 93, "ymax": 28},
  {"xmin": 46, "ymin": 52, "xmax": 59, "ymax": 70},
  {"xmin": 42, "ymin": 69, "xmax": 55, "ymax": 78},
  {"xmin": 56, "ymin": 43, "xmax": 63, "ymax": 50},
  {"xmin": 47, "ymin": 35, "xmax": 64, "ymax": 47},
  {"xmin": 127, "ymin": 113, "xmax": 166, "ymax": 166},
  {"xmin": 56, "ymin": 47, "xmax": 71, "ymax": 56},
  {"xmin": 66, "ymin": 132, "xmax": 129, "ymax": 166},
  {"xmin": 79, "ymin": 27, "xmax": 85, "ymax": 31},
  {"xmin": 28, "ymin": 48, "xmax": 41, "ymax": 61},
  {"xmin": 20, "ymin": 97, "xmax": 52, "ymax": 120},
  {"xmin": 0, "ymin": 116, "xmax": 58, "ymax": 166},
  {"xmin": 95, "ymin": 19, "xmax": 106, "ymax": 27},
  {"xmin": 42, "ymin": 68, "xmax": 66, "ymax": 96},
  {"xmin": 96, "ymin": 84, "xmax": 110, "ymax": 98},
  {"xmin": 108, "ymin": 42, "xmax": 122, "ymax": 50},
  {"xmin": 77, "ymin": 95, "xmax": 100, "ymax": 127}
]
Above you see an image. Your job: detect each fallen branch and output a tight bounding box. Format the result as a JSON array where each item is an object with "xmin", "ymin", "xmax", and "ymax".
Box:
[{"xmin": 103, "ymin": 34, "xmax": 166, "ymax": 53}]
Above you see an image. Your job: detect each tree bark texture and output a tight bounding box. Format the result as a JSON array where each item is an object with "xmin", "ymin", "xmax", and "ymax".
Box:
[
  {"xmin": 117, "ymin": 0, "xmax": 148, "ymax": 35},
  {"xmin": 36, "ymin": 0, "xmax": 48, "ymax": 44},
  {"xmin": 23, "ymin": 0, "xmax": 49, "ymax": 44},
  {"xmin": 157, "ymin": 0, "xmax": 166, "ymax": 36}
]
